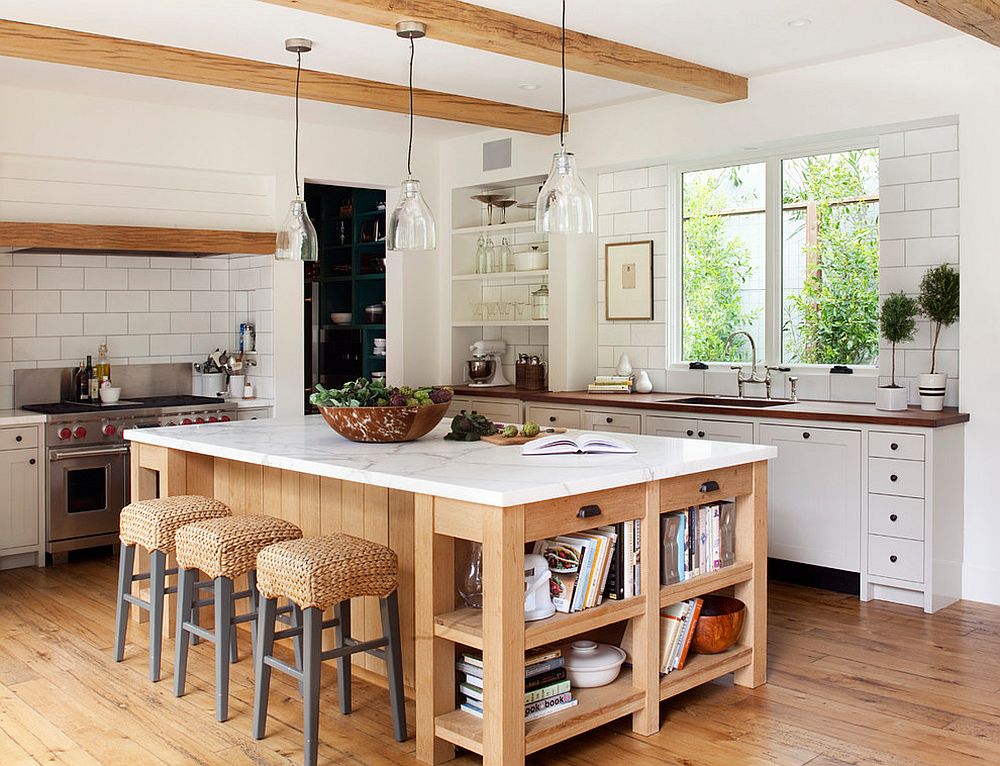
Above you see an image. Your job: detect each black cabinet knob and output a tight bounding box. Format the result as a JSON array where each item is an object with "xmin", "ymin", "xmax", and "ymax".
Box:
[
  {"xmin": 16, "ymin": 435, "xmax": 22, "ymax": 442},
  {"xmin": 889, "ymin": 513, "xmax": 898, "ymax": 522},
  {"xmin": 698, "ymin": 431, "xmax": 706, "ymax": 438},
  {"xmin": 803, "ymin": 432, "xmax": 810, "ymax": 439},
  {"xmin": 606, "ymin": 417, "xmax": 613, "ymax": 424},
  {"xmin": 549, "ymin": 416, "xmax": 556, "ymax": 423},
  {"xmin": 28, "ymin": 458, "xmax": 36, "ymax": 465},
  {"xmin": 891, "ymin": 443, "xmax": 899, "ymax": 451},
  {"xmin": 890, "ymin": 474, "xmax": 898, "ymax": 482},
  {"xmin": 686, "ymin": 429, "xmax": 694, "ymax": 436},
  {"xmin": 890, "ymin": 555, "xmax": 898, "ymax": 563}
]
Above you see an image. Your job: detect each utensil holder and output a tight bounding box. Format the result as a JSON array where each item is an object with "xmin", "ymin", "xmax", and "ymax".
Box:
[{"xmin": 515, "ymin": 362, "xmax": 546, "ymax": 391}]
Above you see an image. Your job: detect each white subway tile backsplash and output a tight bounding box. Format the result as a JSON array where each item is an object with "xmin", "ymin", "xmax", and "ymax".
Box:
[
  {"xmin": 629, "ymin": 323, "xmax": 666, "ymax": 347},
  {"xmin": 879, "ymin": 266, "xmax": 925, "ymax": 294},
  {"xmin": 904, "ymin": 349, "xmax": 958, "ymax": 378},
  {"xmin": 150, "ymin": 291, "xmax": 191, "ymax": 312},
  {"xmin": 171, "ymin": 270, "xmax": 213, "ymax": 291},
  {"xmin": 880, "ymin": 184, "xmax": 904, "ymax": 213},
  {"xmin": 148, "ymin": 334, "xmax": 191, "ymax": 356},
  {"xmin": 12, "ymin": 337, "xmax": 60, "ymax": 361},
  {"xmin": 880, "ymin": 210, "xmax": 930, "ymax": 240},
  {"xmin": 61, "ymin": 254, "xmax": 107, "ymax": 268},
  {"xmin": 0, "ymin": 339, "xmax": 10, "ymax": 362},
  {"xmin": 904, "ymin": 236, "xmax": 959, "ymax": 266},
  {"xmin": 931, "ymin": 207, "xmax": 959, "ymax": 237},
  {"xmin": 598, "ymin": 323, "xmax": 631, "ymax": 346},
  {"xmin": 61, "ymin": 336, "xmax": 105, "ymax": 360},
  {"xmin": 829, "ymin": 374, "xmax": 876, "ymax": 403},
  {"xmin": 598, "ymin": 173, "xmax": 614, "ymax": 194},
  {"xmin": 630, "ymin": 186, "xmax": 666, "ymax": 211},
  {"xmin": 13, "ymin": 290, "xmax": 59, "ymax": 314},
  {"xmin": 599, "ymin": 190, "xmax": 631, "ymax": 215},
  {"xmin": 904, "ymin": 124, "xmax": 958, "ymax": 155},
  {"xmin": 614, "ymin": 211, "xmax": 648, "ymax": 235},
  {"xmin": 170, "ymin": 312, "xmax": 212, "ymax": 333},
  {"xmin": 84, "ymin": 313, "xmax": 128, "ymax": 336},
  {"xmin": 931, "ymin": 151, "xmax": 959, "ymax": 180},
  {"xmin": 904, "ymin": 179, "xmax": 957, "ymax": 210},
  {"xmin": 704, "ymin": 371, "xmax": 739, "ymax": 396},
  {"xmin": 37, "ymin": 313, "xmax": 82, "ymax": 336},
  {"xmin": 647, "ymin": 165, "xmax": 667, "ymax": 187},
  {"xmin": 2, "ymin": 266, "xmax": 39, "ymax": 289},
  {"xmin": 108, "ymin": 255, "xmax": 150, "ymax": 268},
  {"xmin": 63, "ymin": 289, "xmax": 105, "ymax": 313},
  {"xmin": 613, "ymin": 168, "xmax": 648, "ymax": 191},
  {"xmin": 211, "ymin": 271, "xmax": 230, "ymax": 291},
  {"xmin": 880, "ymin": 155, "xmax": 930, "ymax": 186},
  {"xmin": 0, "ymin": 314, "xmax": 36, "ymax": 337},
  {"xmin": 211, "ymin": 312, "xmax": 230, "ymax": 333},
  {"xmin": 106, "ymin": 335, "xmax": 149, "ymax": 358},
  {"xmin": 105, "ymin": 290, "xmax": 148, "ymax": 312},
  {"xmin": 85, "ymin": 268, "xmax": 128, "ymax": 290},
  {"xmin": 199, "ymin": 291, "xmax": 231, "ymax": 312},
  {"xmin": 664, "ymin": 369, "xmax": 704, "ymax": 394},
  {"xmin": 878, "ymin": 132, "xmax": 904, "ymax": 159},
  {"xmin": 128, "ymin": 269, "xmax": 172, "ymax": 290},
  {"xmin": 128, "ymin": 312, "xmax": 171, "ymax": 334},
  {"xmin": 880, "ymin": 239, "xmax": 905, "ymax": 267},
  {"xmin": 150, "ymin": 256, "xmax": 188, "ymax": 269}
]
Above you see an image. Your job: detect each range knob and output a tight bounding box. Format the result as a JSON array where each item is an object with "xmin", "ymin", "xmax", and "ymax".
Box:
[
  {"xmin": 166, "ymin": 421, "xmax": 177, "ymax": 427},
  {"xmin": 181, "ymin": 418, "xmax": 193, "ymax": 426},
  {"xmin": 220, "ymin": 415, "xmax": 231, "ymax": 422},
  {"xmin": 73, "ymin": 426, "xmax": 87, "ymax": 439},
  {"xmin": 208, "ymin": 416, "xmax": 218, "ymax": 423},
  {"xmin": 195, "ymin": 417, "xmax": 205, "ymax": 424},
  {"xmin": 103, "ymin": 424, "xmax": 116, "ymax": 437},
  {"xmin": 58, "ymin": 427, "xmax": 72, "ymax": 440}
]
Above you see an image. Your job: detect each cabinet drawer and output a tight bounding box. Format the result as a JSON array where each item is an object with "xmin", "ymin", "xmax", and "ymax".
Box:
[
  {"xmin": 457, "ymin": 398, "xmax": 521, "ymax": 424},
  {"xmin": 868, "ymin": 534, "xmax": 924, "ymax": 583},
  {"xmin": 660, "ymin": 464, "xmax": 754, "ymax": 514},
  {"xmin": 526, "ymin": 405, "xmax": 582, "ymax": 429},
  {"xmin": 700, "ymin": 418, "xmax": 754, "ymax": 444},
  {"xmin": 0, "ymin": 427, "xmax": 38, "ymax": 451},
  {"xmin": 869, "ymin": 457, "xmax": 924, "ymax": 498},
  {"xmin": 869, "ymin": 432, "xmax": 924, "ymax": 461},
  {"xmin": 582, "ymin": 409, "xmax": 641, "ymax": 434},
  {"xmin": 644, "ymin": 415, "xmax": 698, "ymax": 439},
  {"xmin": 868, "ymin": 494, "xmax": 924, "ymax": 540},
  {"xmin": 524, "ymin": 484, "xmax": 645, "ymax": 541}
]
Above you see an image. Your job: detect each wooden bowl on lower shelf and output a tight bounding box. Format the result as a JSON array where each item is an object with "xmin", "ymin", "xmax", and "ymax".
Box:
[
  {"xmin": 691, "ymin": 595, "xmax": 746, "ymax": 655},
  {"xmin": 318, "ymin": 403, "xmax": 449, "ymax": 443}
]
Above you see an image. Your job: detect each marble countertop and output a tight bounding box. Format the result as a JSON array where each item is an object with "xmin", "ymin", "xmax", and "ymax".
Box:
[
  {"xmin": 0, "ymin": 410, "xmax": 47, "ymax": 426},
  {"xmin": 124, "ymin": 415, "xmax": 775, "ymax": 507}
]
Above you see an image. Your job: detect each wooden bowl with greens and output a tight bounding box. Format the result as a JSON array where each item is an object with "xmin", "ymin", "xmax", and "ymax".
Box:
[{"xmin": 310, "ymin": 379, "xmax": 453, "ymax": 443}]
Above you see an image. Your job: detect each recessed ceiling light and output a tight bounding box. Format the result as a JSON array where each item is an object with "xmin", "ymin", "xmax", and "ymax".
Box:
[
  {"xmin": 519, "ymin": 83, "xmax": 541, "ymax": 91},
  {"xmin": 787, "ymin": 18, "xmax": 812, "ymax": 28}
]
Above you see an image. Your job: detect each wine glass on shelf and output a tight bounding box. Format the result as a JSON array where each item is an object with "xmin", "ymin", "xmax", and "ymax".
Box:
[
  {"xmin": 495, "ymin": 199, "xmax": 516, "ymax": 224},
  {"xmin": 471, "ymin": 193, "xmax": 506, "ymax": 226}
]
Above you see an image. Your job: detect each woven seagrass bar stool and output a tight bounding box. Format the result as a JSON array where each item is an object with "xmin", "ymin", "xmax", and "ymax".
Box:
[
  {"xmin": 173, "ymin": 515, "xmax": 303, "ymax": 722},
  {"xmin": 114, "ymin": 495, "xmax": 232, "ymax": 682},
  {"xmin": 253, "ymin": 534, "xmax": 407, "ymax": 766}
]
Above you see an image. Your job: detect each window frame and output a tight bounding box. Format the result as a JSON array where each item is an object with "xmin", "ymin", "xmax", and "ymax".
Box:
[{"xmin": 667, "ymin": 136, "xmax": 880, "ymax": 376}]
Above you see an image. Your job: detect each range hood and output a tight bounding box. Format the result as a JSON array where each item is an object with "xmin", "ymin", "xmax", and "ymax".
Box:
[{"xmin": 0, "ymin": 221, "xmax": 276, "ymax": 257}]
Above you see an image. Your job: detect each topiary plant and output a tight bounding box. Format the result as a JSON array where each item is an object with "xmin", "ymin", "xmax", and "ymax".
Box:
[
  {"xmin": 880, "ymin": 292, "xmax": 918, "ymax": 388},
  {"xmin": 918, "ymin": 264, "xmax": 960, "ymax": 374}
]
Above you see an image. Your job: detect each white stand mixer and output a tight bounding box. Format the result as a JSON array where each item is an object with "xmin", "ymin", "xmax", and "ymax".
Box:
[
  {"xmin": 524, "ymin": 553, "xmax": 556, "ymax": 621},
  {"xmin": 466, "ymin": 339, "xmax": 512, "ymax": 387}
]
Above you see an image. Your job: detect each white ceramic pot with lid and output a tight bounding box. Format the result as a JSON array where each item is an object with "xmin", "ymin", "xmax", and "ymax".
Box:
[{"xmin": 562, "ymin": 640, "xmax": 626, "ymax": 688}]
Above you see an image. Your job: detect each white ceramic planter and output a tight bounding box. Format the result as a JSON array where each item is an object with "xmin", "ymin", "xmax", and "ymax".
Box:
[
  {"xmin": 875, "ymin": 386, "xmax": 909, "ymax": 411},
  {"xmin": 918, "ymin": 372, "xmax": 947, "ymax": 411}
]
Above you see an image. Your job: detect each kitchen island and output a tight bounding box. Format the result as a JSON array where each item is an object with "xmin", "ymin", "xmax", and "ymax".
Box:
[{"xmin": 125, "ymin": 416, "xmax": 775, "ymax": 766}]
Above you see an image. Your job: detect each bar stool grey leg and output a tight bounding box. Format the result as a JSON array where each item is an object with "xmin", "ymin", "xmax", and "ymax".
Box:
[
  {"xmin": 148, "ymin": 549, "xmax": 167, "ymax": 682},
  {"xmin": 214, "ymin": 576, "xmax": 234, "ymax": 722},
  {"xmin": 174, "ymin": 567, "xmax": 197, "ymax": 697},
  {"xmin": 333, "ymin": 599, "xmax": 352, "ymax": 714},
  {"xmin": 291, "ymin": 603, "xmax": 304, "ymax": 695},
  {"xmin": 380, "ymin": 591, "xmax": 407, "ymax": 742},
  {"xmin": 113, "ymin": 543, "xmax": 136, "ymax": 662},
  {"xmin": 302, "ymin": 607, "xmax": 323, "ymax": 766},
  {"xmin": 252, "ymin": 596, "xmax": 278, "ymax": 740}
]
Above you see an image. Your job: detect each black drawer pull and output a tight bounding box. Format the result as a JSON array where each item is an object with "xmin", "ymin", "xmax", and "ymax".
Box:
[
  {"xmin": 15, "ymin": 435, "xmax": 22, "ymax": 442},
  {"xmin": 28, "ymin": 458, "xmax": 36, "ymax": 465},
  {"xmin": 890, "ymin": 474, "xmax": 898, "ymax": 482},
  {"xmin": 890, "ymin": 442, "xmax": 899, "ymax": 451},
  {"xmin": 700, "ymin": 480, "xmax": 720, "ymax": 494},
  {"xmin": 577, "ymin": 505, "xmax": 602, "ymax": 519},
  {"xmin": 889, "ymin": 513, "xmax": 898, "ymax": 522},
  {"xmin": 698, "ymin": 431, "xmax": 706, "ymax": 438},
  {"xmin": 803, "ymin": 432, "xmax": 810, "ymax": 439},
  {"xmin": 686, "ymin": 429, "xmax": 694, "ymax": 437},
  {"xmin": 890, "ymin": 555, "xmax": 898, "ymax": 563},
  {"xmin": 549, "ymin": 416, "xmax": 556, "ymax": 423},
  {"xmin": 606, "ymin": 417, "xmax": 613, "ymax": 424}
]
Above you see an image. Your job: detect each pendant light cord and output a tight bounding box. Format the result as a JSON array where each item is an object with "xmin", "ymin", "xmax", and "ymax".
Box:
[
  {"xmin": 560, "ymin": 0, "xmax": 566, "ymax": 148},
  {"xmin": 407, "ymin": 36, "xmax": 415, "ymax": 178},
  {"xmin": 294, "ymin": 50, "xmax": 302, "ymax": 198}
]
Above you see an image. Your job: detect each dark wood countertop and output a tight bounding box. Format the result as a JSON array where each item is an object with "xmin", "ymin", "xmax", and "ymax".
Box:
[{"xmin": 449, "ymin": 385, "xmax": 969, "ymax": 428}]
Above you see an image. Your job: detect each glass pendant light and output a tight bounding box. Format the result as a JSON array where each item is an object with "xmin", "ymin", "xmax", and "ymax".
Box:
[
  {"xmin": 536, "ymin": 0, "xmax": 594, "ymax": 235},
  {"xmin": 387, "ymin": 21, "xmax": 437, "ymax": 252},
  {"xmin": 275, "ymin": 38, "xmax": 318, "ymax": 262}
]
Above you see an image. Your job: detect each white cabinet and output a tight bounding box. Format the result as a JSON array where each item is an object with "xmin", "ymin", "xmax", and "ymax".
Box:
[
  {"xmin": 581, "ymin": 409, "xmax": 641, "ymax": 434},
  {"xmin": 0, "ymin": 424, "xmax": 43, "ymax": 566},
  {"xmin": 448, "ymin": 396, "xmax": 521, "ymax": 424},
  {"xmin": 758, "ymin": 424, "xmax": 862, "ymax": 572},
  {"xmin": 524, "ymin": 405, "xmax": 582, "ymax": 429},
  {"xmin": 643, "ymin": 415, "xmax": 753, "ymax": 444},
  {"xmin": 237, "ymin": 406, "xmax": 273, "ymax": 421}
]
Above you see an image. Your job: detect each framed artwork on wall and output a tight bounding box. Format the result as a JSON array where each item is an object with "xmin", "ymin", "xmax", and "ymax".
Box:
[{"xmin": 605, "ymin": 240, "xmax": 654, "ymax": 321}]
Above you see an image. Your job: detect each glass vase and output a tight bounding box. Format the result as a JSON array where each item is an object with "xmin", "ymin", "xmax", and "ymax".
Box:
[{"xmin": 458, "ymin": 542, "xmax": 484, "ymax": 609}]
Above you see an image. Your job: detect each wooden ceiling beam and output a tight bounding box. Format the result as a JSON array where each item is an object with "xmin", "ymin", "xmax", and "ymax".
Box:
[
  {"xmin": 259, "ymin": 0, "xmax": 748, "ymax": 103},
  {"xmin": 895, "ymin": 0, "xmax": 1000, "ymax": 47},
  {"xmin": 0, "ymin": 19, "xmax": 564, "ymax": 135}
]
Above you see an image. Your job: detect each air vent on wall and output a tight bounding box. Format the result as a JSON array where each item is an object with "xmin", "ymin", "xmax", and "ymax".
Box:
[{"xmin": 483, "ymin": 138, "xmax": 512, "ymax": 172}]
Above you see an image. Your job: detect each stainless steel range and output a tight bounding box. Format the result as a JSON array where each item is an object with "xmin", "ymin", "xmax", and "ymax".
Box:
[{"xmin": 15, "ymin": 366, "xmax": 237, "ymax": 561}]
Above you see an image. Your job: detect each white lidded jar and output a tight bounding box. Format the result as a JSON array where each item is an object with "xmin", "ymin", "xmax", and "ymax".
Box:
[{"xmin": 531, "ymin": 284, "xmax": 549, "ymax": 321}]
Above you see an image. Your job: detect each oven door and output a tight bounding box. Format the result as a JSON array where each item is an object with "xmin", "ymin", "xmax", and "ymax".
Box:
[{"xmin": 48, "ymin": 445, "xmax": 130, "ymax": 543}]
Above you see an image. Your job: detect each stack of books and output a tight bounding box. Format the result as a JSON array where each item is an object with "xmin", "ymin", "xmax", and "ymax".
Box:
[
  {"xmin": 532, "ymin": 521, "xmax": 640, "ymax": 613},
  {"xmin": 457, "ymin": 647, "xmax": 577, "ymax": 721},
  {"xmin": 661, "ymin": 502, "xmax": 736, "ymax": 586},
  {"xmin": 620, "ymin": 596, "xmax": 703, "ymax": 675},
  {"xmin": 587, "ymin": 375, "xmax": 632, "ymax": 393}
]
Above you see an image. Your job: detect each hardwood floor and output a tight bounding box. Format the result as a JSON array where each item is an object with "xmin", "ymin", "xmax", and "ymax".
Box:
[{"xmin": 1, "ymin": 556, "xmax": 999, "ymax": 765}]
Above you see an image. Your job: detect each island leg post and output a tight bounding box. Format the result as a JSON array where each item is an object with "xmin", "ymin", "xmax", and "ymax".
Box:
[
  {"xmin": 734, "ymin": 460, "xmax": 768, "ymax": 688},
  {"xmin": 414, "ymin": 495, "xmax": 456, "ymax": 764},
  {"xmin": 481, "ymin": 503, "xmax": 526, "ymax": 766},
  {"xmin": 631, "ymin": 480, "xmax": 662, "ymax": 735}
]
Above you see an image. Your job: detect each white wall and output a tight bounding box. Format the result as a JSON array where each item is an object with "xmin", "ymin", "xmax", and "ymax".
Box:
[
  {"xmin": 437, "ymin": 35, "xmax": 1000, "ymax": 605},
  {"xmin": 0, "ymin": 81, "xmax": 441, "ymax": 415}
]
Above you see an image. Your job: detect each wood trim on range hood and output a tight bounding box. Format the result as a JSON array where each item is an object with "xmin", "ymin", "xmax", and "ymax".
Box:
[{"xmin": 0, "ymin": 222, "xmax": 276, "ymax": 257}]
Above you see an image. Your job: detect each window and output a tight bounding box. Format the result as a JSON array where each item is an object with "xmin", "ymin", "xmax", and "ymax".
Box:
[{"xmin": 678, "ymin": 146, "xmax": 879, "ymax": 369}]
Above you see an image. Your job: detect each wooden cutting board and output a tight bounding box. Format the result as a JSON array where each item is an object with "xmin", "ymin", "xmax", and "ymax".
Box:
[{"xmin": 481, "ymin": 427, "xmax": 566, "ymax": 446}]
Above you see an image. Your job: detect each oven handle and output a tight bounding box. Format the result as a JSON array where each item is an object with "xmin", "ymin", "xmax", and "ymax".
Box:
[{"xmin": 49, "ymin": 445, "xmax": 130, "ymax": 461}]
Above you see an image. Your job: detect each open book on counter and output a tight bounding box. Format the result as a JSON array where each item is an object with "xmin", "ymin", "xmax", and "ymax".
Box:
[{"xmin": 521, "ymin": 432, "xmax": 638, "ymax": 456}]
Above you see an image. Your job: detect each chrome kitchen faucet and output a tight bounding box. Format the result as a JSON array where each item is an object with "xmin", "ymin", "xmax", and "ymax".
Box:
[{"xmin": 725, "ymin": 331, "xmax": 789, "ymax": 399}]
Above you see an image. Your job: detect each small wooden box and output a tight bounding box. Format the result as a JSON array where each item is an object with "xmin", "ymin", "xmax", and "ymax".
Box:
[{"xmin": 515, "ymin": 362, "xmax": 546, "ymax": 391}]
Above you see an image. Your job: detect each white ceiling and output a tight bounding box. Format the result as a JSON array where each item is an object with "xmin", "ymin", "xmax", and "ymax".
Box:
[{"xmin": 0, "ymin": 0, "xmax": 958, "ymax": 136}]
